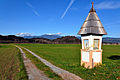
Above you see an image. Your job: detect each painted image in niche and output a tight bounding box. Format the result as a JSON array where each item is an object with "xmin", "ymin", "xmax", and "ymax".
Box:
[
  {"xmin": 84, "ymin": 39, "xmax": 89, "ymax": 49},
  {"xmin": 93, "ymin": 39, "xmax": 99, "ymax": 50}
]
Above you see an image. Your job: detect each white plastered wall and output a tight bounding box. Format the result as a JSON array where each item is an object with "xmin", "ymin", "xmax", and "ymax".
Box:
[{"xmin": 81, "ymin": 35, "xmax": 102, "ymax": 50}]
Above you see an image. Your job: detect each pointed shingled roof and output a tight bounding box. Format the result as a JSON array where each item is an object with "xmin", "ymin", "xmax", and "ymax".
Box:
[{"xmin": 78, "ymin": 2, "xmax": 107, "ymax": 35}]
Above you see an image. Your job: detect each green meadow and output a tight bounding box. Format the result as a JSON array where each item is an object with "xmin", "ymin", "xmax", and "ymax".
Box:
[
  {"xmin": 0, "ymin": 44, "xmax": 28, "ymax": 80},
  {"xmin": 17, "ymin": 44, "xmax": 120, "ymax": 80}
]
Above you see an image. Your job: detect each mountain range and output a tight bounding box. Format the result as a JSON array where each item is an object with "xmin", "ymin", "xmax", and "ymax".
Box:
[
  {"xmin": 23, "ymin": 34, "xmax": 62, "ymax": 40},
  {"xmin": 0, "ymin": 34, "xmax": 120, "ymax": 44},
  {"xmin": 22, "ymin": 34, "xmax": 120, "ymax": 43}
]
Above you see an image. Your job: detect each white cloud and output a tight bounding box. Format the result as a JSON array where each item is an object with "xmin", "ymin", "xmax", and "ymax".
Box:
[
  {"xmin": 16, "ymin": 33, "xmax": 32, "ymax": 36},
  {"xmin": 56, "ymin": 32, "xmax": 62, "ymax": 35},
  {"xmin": 26, "ymin": 2, "xmax": 40, "ymax": 16},
  {"xmin": 60, "ymin": 0, "xmax": 75, "ymax": 19},
  {"xmin": 95, "ymin": 1, "xmax": 120, "ymax": 9},
  {"xmin": 45, "ymin": 32, "xmax": 62, "ymax": 35},
  {"xmin": 44, "ymin": 33, "xmax": 54, "ymax": 35}
]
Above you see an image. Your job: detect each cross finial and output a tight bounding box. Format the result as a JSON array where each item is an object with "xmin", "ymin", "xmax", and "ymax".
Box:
[
  {"xmin": 92, "ymin": 2, "xmax": 94, "ymax": 8},
  {"xmin": 90, "ymin": 1, "xmax": 96, "ymax": 12}
]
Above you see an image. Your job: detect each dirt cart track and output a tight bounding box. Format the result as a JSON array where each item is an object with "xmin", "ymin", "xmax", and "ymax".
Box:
[{"xmin": 16, "ymin": 46, "xmax": 51, "ymax": 80}]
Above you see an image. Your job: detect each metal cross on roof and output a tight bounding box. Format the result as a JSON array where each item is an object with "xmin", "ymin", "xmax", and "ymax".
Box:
[{"xmin": 92, "ymin": 2, "xmax": 94, "ymax": 8}]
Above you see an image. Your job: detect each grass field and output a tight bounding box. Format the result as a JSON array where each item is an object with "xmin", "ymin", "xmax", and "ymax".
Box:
[
  {"xmin": 0, "ymin": 44, "xmax": 28, "ymax": 80},
  {"xmin": 17, "ymin": 44, "xmax": 120, "ymax": 80}
]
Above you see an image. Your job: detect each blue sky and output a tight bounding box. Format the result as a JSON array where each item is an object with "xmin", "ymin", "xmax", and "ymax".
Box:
[{"xmin": 0, "ymin": 0, "xmax": 120, "ymax": 37}]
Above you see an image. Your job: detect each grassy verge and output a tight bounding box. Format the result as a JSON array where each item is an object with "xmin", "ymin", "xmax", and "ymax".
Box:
[
  {"xmin": 16, "ymin": 48, "xmax": 28, "ymax": 80},
  {"xmin": 22, "ymin": 47, "xmax": 63, "ymax": 80}
]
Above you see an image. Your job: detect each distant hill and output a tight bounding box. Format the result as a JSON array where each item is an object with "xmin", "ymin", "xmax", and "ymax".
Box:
[
  {"xmin": 0, "ymin": 35, "xmax": 27, "ymax": 43},
  {"xmin": 24, "ymin": 34, "xmax": 61, "ymax": 40},
  {"xmin": 40, "ymin": 34, "xmax": 61, "ymax": 40},
  {"xmin": 53, "ymin": 36, "xmax": 81, "ymax": 44},
  {"xmin": 103, "ymin": 37, "xmax": 120, "ymax": 43}
]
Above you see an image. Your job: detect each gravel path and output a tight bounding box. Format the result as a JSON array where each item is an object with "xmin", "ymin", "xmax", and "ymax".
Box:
[
  {"xmin": 16, "ymin": 46, "xmax": 52, "ymax": 80},
  {"xmin": 23, "ymin": 47, "xmax": 83, "ymax": 80}
]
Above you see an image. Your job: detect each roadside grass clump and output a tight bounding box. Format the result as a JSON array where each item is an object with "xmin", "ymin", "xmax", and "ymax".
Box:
[
  {"xmin": 17, "ymin": 44, "xmax": 120, "ymax": 80},
  {"xmin": 0, "ymin": 44, "xmax": 28, "ymax": 80},
  {"xmin": 16, "ymin": 49, "xmax": 28, "ymax": 80},
  {"xmin": 22, "ymin": 47, "xmax": 63, "ymax": 80}
]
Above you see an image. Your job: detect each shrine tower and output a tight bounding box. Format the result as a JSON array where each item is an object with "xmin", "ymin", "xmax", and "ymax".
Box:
[{"xmin": 78, "ymin": 2, "xmax": 107, "ymax": 68}]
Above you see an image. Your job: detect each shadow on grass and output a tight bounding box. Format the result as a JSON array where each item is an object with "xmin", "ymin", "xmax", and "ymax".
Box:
[{"xmin": 107, "ymin": 55, "xmax": 120, "ymax": 60}]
